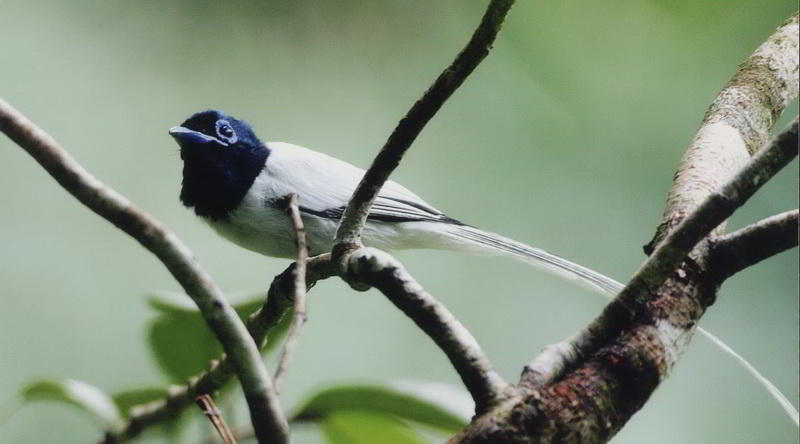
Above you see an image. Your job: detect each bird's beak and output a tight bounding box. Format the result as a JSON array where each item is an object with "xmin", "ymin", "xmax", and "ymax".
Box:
[
  {"xmin": 168, "ymin": 126, "xmax": 190, "ymax": 137},
  {"xmin": 168, "ymin": 126, "xmax": 228, "ymax": 146}
]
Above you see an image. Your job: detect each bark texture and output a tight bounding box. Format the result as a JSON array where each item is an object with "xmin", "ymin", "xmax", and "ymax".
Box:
[{"xmin": 450, "ymin": 13, "xmax": 799, "ymax": 444}]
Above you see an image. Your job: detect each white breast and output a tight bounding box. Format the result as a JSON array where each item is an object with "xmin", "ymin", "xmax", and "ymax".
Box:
[{"xmin": 207, "ymin": 168, "xmax": 337, "ymax": 257}]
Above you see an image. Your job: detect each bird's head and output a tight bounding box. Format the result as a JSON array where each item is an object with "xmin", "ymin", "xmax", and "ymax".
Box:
[
  {"xmin": 169, "ymin": 109, "xmax": 265, "ymax": 155},
  {"xmin": 170, "ymin": 109, "xmax": 269, "ymax": 220}
]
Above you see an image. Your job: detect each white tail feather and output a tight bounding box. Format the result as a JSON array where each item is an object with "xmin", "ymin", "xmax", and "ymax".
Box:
[{"xmin": 446, "ymin": 225, "xmax": 623, "ymax": 295}]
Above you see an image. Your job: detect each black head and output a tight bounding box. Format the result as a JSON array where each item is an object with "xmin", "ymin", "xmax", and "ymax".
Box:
[{"xmin": 170, "ymin": 110, "xmax": 270, "ymax": 220}]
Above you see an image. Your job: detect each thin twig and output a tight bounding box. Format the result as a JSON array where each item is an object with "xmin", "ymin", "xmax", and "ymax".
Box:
[
  {"xmin": 333, "ymin": 0, "xmax": 516, "ymax": 250},
  {"xmin": 342, "ymin": 248, "xmax": 511, "ymax": 413},
  {"xmin": 103, "ymin": 255, "xmax": 335, "ymax": 442},
  {"xmin": 196, "ymin": 395, "xmax": 237, "ymax": 444},
  {"xmin": 710, "ymin": 209, "xmax": 799, "ymax": 280},
  {"xmin": 325, "ymin": 0, "xmax": 517, "ymax": 416},
  {"xmin": 273, "ymin": 194, "xmax": 309, "ymax": 393},
  {"xmin": 0, "ymin": 97, "xmax": 289, "ymax": 444},
  {"xmin": 201, "ymin": 427, "xmax": 255, "ymax": 444}
]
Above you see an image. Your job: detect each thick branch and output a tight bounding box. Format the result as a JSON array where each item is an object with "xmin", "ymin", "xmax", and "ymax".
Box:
[
  {"xmin": 0, "ymin": 98, "xmax": 289, "ymax": 444},
  {"xmin": 103, "ymin": 255, "xmax": 334, "ymax": 442},
  {"xmin": 449, "ymin": 13, "xmax": 800, "ymax": 444},
  {"xmin": 710, "ymin": 209, "xmax": 799, "ymax": 280},
  {"xmin": 342, "ymin": 248, "xmax": 512, "ymax": 413},
  {"xmin": 273, "ymin": 194, "xmax": 310, "ymax": 393},
  {"xmin": 648, "ymin": 15, "xmax": 799, "ymax": 249},
  {"xmin": 521, "ymin": 115, "xmax": 798, "ymax": 388},
  {"xmin": 333, "ymin": 0, "xmax": 515, "ymax": 248}
]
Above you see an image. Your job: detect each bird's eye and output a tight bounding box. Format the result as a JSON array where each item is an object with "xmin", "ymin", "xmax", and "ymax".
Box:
[{"xmin": 215, "ymin": 120, "xmax": 238, "ymax": 144}]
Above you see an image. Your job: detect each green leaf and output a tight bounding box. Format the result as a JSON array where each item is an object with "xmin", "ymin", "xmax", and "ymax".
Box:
[
  {"xmin": 293, "ymin": 383, "xmax": 468, "ymax": 433},
  {"xmin": 111, "ymin": 387, "xmax": 168, "ymax": 417},
  {"xmin": 147, "ymin": 308, "xmax": 220, "ymax": 381},
  {"xmin": 322, "ymin": 411, "xmax": 432, "ymax": 444},
  {"xmin": 147, "ymin": 291, "xmax": 265, "ymax": 318},
  {"xmin": 146, "ymin": 292, "xmax": 288, "ymax": 381},
  {"xmin": 20, "ymin": 379, "xmax": 121, "ymax": 426}
]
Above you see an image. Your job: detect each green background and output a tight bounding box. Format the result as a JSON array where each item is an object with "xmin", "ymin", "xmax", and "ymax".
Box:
[{"xmin": 1, "ymin": 1, "xmax": 797, "ymax": 442}]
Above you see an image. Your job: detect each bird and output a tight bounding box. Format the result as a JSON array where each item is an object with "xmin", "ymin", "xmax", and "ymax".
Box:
[{"xmin": 169, "ymin": 109, "xmax": 622, "ymax": 295}]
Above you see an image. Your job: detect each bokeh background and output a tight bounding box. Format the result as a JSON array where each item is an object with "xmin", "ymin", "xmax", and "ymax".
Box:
[{"xmin": 1, "ymin": 1, "xmax": 797, "ymax": 443}]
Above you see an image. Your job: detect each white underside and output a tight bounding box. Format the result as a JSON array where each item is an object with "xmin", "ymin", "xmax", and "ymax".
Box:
[{"xmin": 208, "ymin": 200, "xmax": 447, "ymax": 258}]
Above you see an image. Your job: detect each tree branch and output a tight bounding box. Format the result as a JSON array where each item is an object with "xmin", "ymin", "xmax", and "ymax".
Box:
[
  {"xmin": 647, "ymin": 16, "xmax": 800, "ymax": 249},
  {"xmin": 521, "ymin": 114, "xmax": 799, "ymax": 388},
  {"xmin": 196, "ymin": 395, "xmax": 237, "ymax": 444},
  {"xmin": 710, "ymin": 209, "xmax": 799, "ymax": 280},
  {"xmin": 273, "ymin": 194, "xmax": 310, "ymax": 393},
  {"xmin": 325, "ymin": 0, "xmax": 517, "ymax": 417},
  {"xmin": 0, "ymin": 97, "xmax": 289, "ymax": 444},
  {"xmin": 341, "ymin": 247, "xmax": 512, "ymax": 414},
  {"xmin": 102, "ymin": 255, "xmax": 334, "ymax": 442},
  {"xmin": 333, "ymin": 0, "xmax": 516, "ymax": 250},
  {"xmin": 449, "ymin": 13, "xmax": 798, "ymax": 444}
]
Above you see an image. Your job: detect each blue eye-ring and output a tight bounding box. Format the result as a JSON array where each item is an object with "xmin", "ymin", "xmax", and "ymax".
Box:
[{"xmin": 215, "ymin": 120, "xmax": 238, "ymax": 145}]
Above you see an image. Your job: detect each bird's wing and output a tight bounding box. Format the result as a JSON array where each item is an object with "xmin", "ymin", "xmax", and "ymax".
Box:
[{"xmin": 265, "ymin": 142, "xmax": 459, "ymax": 224}]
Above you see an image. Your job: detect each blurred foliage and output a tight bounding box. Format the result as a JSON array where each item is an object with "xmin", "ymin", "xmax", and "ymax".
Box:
[
  {"xmin": 146, "ymin": 293, "xmax": 288, "ymax": 381},
  {"xmin": 320, "ymin": 411, "xmax": 432, "ymax": 444},
  {"xmin": 292, "ymin": 384, "xmax": 468, "ymax": 433},
  {"xmin": 0, "ymin": 1, "xmax": 797, "ymax": 443},
  {"xmin": 293, "ymin": 382, "xmax": 472, "ymax": 444},
  {"xmin": 16, "ymin": 379, "xmax": 121, "ymax": 427}
]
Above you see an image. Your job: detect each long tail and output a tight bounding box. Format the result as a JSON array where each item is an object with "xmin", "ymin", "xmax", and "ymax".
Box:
[
  {"xmin": 445, "ymin": 225, "xmax": 623, "ymax": 295},
  {"xmin": 443, "ymin": 224, "xmax": 799, "ymax": 426}
]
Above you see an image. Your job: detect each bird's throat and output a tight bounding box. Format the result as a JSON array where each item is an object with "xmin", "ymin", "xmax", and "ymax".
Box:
[{"xmin": 179, "ymin": 145, "xmax": 268, "ymax": 221}]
